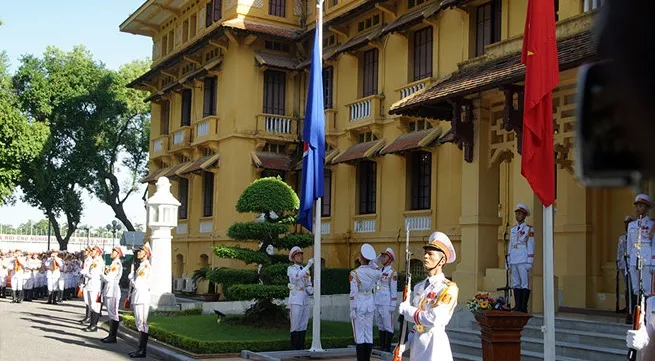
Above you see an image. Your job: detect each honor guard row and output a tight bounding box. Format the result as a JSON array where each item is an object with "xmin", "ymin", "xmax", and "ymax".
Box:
[{"xmin": 0, "ymin": 249, "xmax": 85, "ymax": 304}]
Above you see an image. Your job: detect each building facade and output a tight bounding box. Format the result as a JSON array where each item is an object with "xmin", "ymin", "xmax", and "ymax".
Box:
[{"xmin": 122, "ymin": 0, "xmax": 643, "ymax": 311}]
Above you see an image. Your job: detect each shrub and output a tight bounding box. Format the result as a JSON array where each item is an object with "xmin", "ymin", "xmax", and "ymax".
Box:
[{"xmin": 206, "ymin": 268, "xmax": 259, "ymax": 288}]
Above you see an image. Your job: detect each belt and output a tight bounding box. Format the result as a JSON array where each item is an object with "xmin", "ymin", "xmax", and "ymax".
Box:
[
  {"xmin": 513, "ymin": 244, "xmax": 526, "ymax": 248},
  {"xmin": 415, "ymin": 325, "xmax": 444, "ymax": 333},
  {"xmin": 359, "ymin": 290, "xmax": 374, "ymax": 295}
]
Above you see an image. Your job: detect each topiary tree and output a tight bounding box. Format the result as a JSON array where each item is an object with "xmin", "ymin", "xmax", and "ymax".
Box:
[{"xmin": 210, "ymin": 177, "xmax": 312, "ymax": 326}]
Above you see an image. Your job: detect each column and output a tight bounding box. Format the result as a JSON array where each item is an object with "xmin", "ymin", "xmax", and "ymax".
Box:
[
  {"xmin": 150, "ymin": 225, "xmax": 176, "ymax": 309},
  {"xmin": 452, "ymin": 98, "xmax": 501, "ymax": 302}
]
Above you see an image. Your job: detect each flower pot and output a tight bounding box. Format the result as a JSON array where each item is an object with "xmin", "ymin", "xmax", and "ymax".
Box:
[{"xmin": 474, "ymin": 310, "xmax": 532, "ymax": 361}]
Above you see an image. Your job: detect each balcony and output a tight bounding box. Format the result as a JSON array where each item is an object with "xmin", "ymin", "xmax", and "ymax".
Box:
[
  {"xmin": 192, "ymin": 116, "xmax": 219, "ymax": 146},
  {"xmin": 396, "ymin": 78, "xmax": 435, "ymax": 102},
  {"xmin": 345, "ymin": 95, "xmax": 385, "ymax": 130},
  {"xmin": 256, "ymin": 114, "xmax": 298, "ymax": 142},
  {"xmin": 321, "ymin": 220, "xmax": 331, "ymax": 235},
  {"xmin": 353, "ymin": 215, "xmax": 376, "ymax": 233},
  {"xmin": 169, "ymin": 126, "xmax": 192, "ymax": 151},
  {"xmin": 150, "ymin": 135, "xmax": 169, "ymax": 159}
]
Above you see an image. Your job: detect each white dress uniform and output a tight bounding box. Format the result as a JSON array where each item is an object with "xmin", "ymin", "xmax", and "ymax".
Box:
[
  {"xmin": 626, "ymin": 297, "xmax": 655, "ymax": 361},
  {"xmin": 10, "ymin": 255, "xmax": 25, "ymax": 297},
  {"xmin": 286, "ymin": 246, "xmax": 314, "ymax": 350},
  {"xmin": 46, "ymin": 255, "xmax": 62, "ymax": 298},
  {"xmin": 374, "ymin": 248, "xmax": 398, "ymax": 352},
  {"xmin": 508, "ymin": 203, "xmax": 535, "ymax": 313},
  {"xmin": 628, "ymin": 215, "xmax": 654, "ymax": 296},
  {"xmin": 102, "ymin": 257, "xmax": 123, "ymax": 321},
  {"xmin": 0, "ymin": 255, "xmax": 7, "ymax": 298},
  {"xmin": 81, "ymin": 254, "xmax": 92, "ymax": 304},
  {"xmin": 349, "ymin": 243, "xmax": 381, "ymax": 360},
  {"xmin": 85, "ymin": 255, "xmax": 104, "ymax": 313},
  {"xmin": 130, "ymin": 258, "xmax": 152, "ymax": 333},
  {"xmin": 399, "ymin": 231, "xmax": 459, "ymax": 361}
]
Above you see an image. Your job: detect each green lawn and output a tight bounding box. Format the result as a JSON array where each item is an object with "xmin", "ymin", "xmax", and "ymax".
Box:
[{"xmin": 148, "ymin": 315, "xmax": 356, "ymax": 341}]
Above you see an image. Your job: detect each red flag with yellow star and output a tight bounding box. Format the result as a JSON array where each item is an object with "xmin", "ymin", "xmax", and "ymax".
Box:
[{"xmin": 521, "ymin": 0, "xmax": 559, "ymax": 207}]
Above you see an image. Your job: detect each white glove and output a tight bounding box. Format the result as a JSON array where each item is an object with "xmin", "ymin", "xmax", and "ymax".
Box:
[
  {"xmin": 399, "ymin": 300, "xmax": 417, "ymax": 318},
  {"xmin": 307, "ymin": 258, "xmax": 314, "ymax": 267},
  {"xmin": 350, "ymin": 309, "xmax": 357, "ymax": 320},
  {"xmin": 306, "ymin": 286, "xmax": 314, "ymax": 295},
  {"xmin": 287, "ymin": 283, "xmax": 295, "ymax": 290},
  {"xmin": 626, "ymin": 327, "xmax": 649, "ymax": 350},
  {"xmin": 526, "ymin": 263, "xmax": 533, "ymax": 271}
]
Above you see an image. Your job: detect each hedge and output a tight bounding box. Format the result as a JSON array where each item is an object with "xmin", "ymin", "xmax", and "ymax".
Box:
[
  {"xmin": 150, "ymin": 308, "xmax": 203, "ymax": 317},
  {"xmin": 225, "ymin": 284, "xmax": 288, "ymax": 301},
  {"xmin": 206, "ymin": 267, "xmax": 259, "ymax": 287},
  {"xmin": 122, "ymin": 314, "xmax": 364, "ymax": 354}
]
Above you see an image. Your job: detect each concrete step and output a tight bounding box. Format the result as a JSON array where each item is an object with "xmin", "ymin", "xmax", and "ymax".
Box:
[
  {"xmin": 521, "ymin": 336, "xmax": 624, "ymax": 361},
  {"xmin": 521, "ymin": 324, "xmax": 626, "ymax": 350},
  {"xmin": 528, "ymin": 314, "xmax": 630, "ymax": 335},
  {"xmin": 449, "ymin": 338, "xmax": 589, "ymax": 361}
]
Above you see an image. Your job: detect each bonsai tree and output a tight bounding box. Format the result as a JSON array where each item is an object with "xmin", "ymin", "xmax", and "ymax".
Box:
[{"xmin": 210, "ymin": 176, "xmax": 312, "ymax": 326}]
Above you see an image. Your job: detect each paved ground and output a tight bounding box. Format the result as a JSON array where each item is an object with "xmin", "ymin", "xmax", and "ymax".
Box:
[{"xmin": 0, "ymin": 296, "xmax": 160, "ymax": 361}]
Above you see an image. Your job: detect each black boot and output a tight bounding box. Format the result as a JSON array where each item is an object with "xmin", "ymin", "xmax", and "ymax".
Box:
[
  {"xmin": 17, "ymin": 290, "xmax": 23, "ymax": 303},
  {"xmin": 512, "ymin": 289, "xmax": 523, "ymax": 311},
  {"xmin": 0, "ymin": 286, "xmax": 5, "ymax": 298},
  {"xmin": 101, "ymin": 320, "xmax": 119, "ymax": 343},
  {"xmin": 79, "ymin": 305, "xmax": 90, "ymax": 324},
  {"xmin": 364, "ymin": 343, "xmax": 373, "ymax": 361},
  {"xmin": 522, "ymin": 289, "xmax": 531, "ymax": 313},
  {"xmin": 84, "ymin": 311, "xmax": 99, "ymax": 332},
  {"xmin": 10, "ymin": 290, "xmax": 16, "ymax": 303},
  {"xmin": 384, "ymin": 332, "xmax": 394, "ymax": 352},
  {"xmin": 25, "ymin": 289, "xmax": 32, "ymax": 302},
  {"xmin": 290, "ymin": 331, "xmax": 298, "ymax": 349},
  {"xmin": 57, "ymin": 289, "xmax": 63, "ymax": 303},
  {"xmin": 47, "ymin": 292, "xmax": 53, "ymax": 304},
  {"xmin": 355, "ymin": 344, "xmax": 365, "ymax": 361},
  {"xmin": 129, "ymin": 332, "xmax": 148, "ymax": 358},
  {"xmin": 298, "ymin": 330, "xmax": 306, "ymax": 350},
  {"xmin": 378, "ymin": 330, "xmax": 386, "ymax": 350}
]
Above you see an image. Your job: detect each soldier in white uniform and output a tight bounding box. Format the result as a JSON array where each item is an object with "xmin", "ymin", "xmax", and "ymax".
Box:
[
  {"xmin": 287, "ymin": 246, "xmax": 314, "ymax": 350},
  {"xmin": 349, "ymin": 244, "xmax": 380, "ymax": 361},
  {"xmin": 82, "ymin": 245, "xmax": 104, "ymax": 332},
  {"xmin": 10, "ymin": 250, "xmax": 26, "ymax": 303},
  {"xmin": 374, "ymin": 247, "xmax": 398, "ymax": 352},
  {"xmin": 79, "ymin": 246, "xmax": 93, "ymax": 324},
  {"xmin": 101, "ymin": 246, "xmax": 126, "ymax": 343},
  {"xmin": 618, "ymin": 216, "xmax": 635, "ymax": 320},
  {"xmin": 398, "ymin": 231, "xmax": 459, "ymax": 361},
  {"xmin": 628, "ymin": 194, "xmax": 654, "ymax": 305},
  {"xmin": 46, "ymin": 250, "xmax": 63, "ymax": 304},
  {"xmin": 508, "ymin": 203, "xmax": 535, "ymax": 313},
  {"xmin": 21, "ymin": 252, "xmax": 33, "ymax": 302},
  {"xmin": 128, "ymin": 242, "xmax": 152, "ymax": 358},
  {"xmin": 626, "ymin": 296, "xmax": 655, "ymax": 361},
  {"xmin": 0, "ymin": 250, "xmax": 7, "ymax": 298}
]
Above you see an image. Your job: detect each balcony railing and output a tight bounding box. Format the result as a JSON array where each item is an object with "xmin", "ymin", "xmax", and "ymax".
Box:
[
  {"xmin": 345, "ymin": 95, "xmax": 384, "ymax": 128},
  {"xmin": 397, "ymin": 78, "xmax": 434, "ymax": 101},
  {"xmin": 150, "ymin": 135, "xmax": 169, "ymax": 158},
  {"xmin": 192, "ymin": 116, "xmax": 219, "ymax": 145},
  {"xmin": 176, "ymin": 222, "xmax": 188, "ymax": 235},
  {"xmin": 169, "ymin": 126, "xmax": 192, "ymax": 150},
  {"xmin": 256, "ymin": 114, "xmax": 298, "ymax": 140},
  {"xmin": 321, "ymin": 221, "xmax": 331, "ymax": 235},
  {"xmin": 354, "ymin": 216, "xmax": 376, "ymax": 233},
  {"xmin": 199, "ymin": 220, "xmax": 213, "ymax": 233},
  {"xmin": 404, "ymin": 212, "xmax": 432, "ymax": 231}
]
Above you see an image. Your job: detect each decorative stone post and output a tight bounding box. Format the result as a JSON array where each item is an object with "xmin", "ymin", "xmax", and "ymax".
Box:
[
  {"xmin": 146, "ymin": 177, "xmax": 181, "ymax": 309},
  {"xmin": 474, "ymin": 310, "xmax": 532, "ymax": 361}
]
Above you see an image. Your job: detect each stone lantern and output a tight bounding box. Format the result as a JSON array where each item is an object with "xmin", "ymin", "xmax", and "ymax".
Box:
[{"xmin": 146, "ymin": 176, "xmax": 181, "ymax": 309}]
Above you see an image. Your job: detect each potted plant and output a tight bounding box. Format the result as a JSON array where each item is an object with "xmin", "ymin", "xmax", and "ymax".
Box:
[
  {"xmin": 192, "ymin": 268, "xmax": 220, "ymax": 302},
  {"xmin": 467, "ymin": 292, "xmax": 531, "ymax": 361}
]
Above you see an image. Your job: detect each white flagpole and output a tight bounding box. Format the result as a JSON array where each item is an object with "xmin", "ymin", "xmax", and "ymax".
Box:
[
  {"xmin": 543, "ymin": 205, "xmax": 555, "ymax": 360},
  {"xmin": 309, "ymin": 0, "xmax": 324, "ymax": 352}
]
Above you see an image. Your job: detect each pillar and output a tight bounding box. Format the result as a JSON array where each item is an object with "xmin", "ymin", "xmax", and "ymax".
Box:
[{"xmin": 452, "ymin": 98, "xmax": 501, "ymax": 302}]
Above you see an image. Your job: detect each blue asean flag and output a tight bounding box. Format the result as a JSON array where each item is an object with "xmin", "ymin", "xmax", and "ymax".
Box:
[{"xmin": 298, "ymin": 26, "xmax": 326, "ymax": 232}]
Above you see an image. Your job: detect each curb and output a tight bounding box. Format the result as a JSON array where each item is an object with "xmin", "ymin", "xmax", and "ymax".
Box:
[{"xmin": 99, "ymin": 321, "xmax": 197, "ymax": 361}]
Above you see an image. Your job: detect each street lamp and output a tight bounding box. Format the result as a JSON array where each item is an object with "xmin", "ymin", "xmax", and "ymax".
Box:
[{"xmin": 106, "ymin": 220, "xmax": 122, "ymax": 249}]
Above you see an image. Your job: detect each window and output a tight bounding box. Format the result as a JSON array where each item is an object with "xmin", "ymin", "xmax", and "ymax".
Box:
[
  {"xmin": 263, "ymin": 70, "xmax": 286, "ymax": 115},
  {"xmin": 202, "ymin": 171, "xmax": 214, "ymax": 217},
  {"xmin": 413, "ymin": 27, "xmax": 433, "ymax": 81},
  {"xmin": 160, "ymin": 100, "xmax": 170, "ymax": 135},
  {"xmin": 203, "ymin": 77, "xmax": 217, "ymax": 117},
  {"xmin": 475, "ymin": 0, "xmax": 502, "ymax": 57},
  {"xmin": 409, "ymin": 151, "xmax": 431, "ymax": 210},
  {"xmin": 323, "ymin": 67, "xmax": 334, "ymax": 109},
  {"xmin": 408, "ymin": 119, "xmax": 432, "ymax": 132},
  {"xmin": 357, "ymin": 160, "xmax": 376, "ymax": 214},
  {"xmin": 262, "ymin": 169, "xmax": 285, "ymax": 179},
  {"xmin": 322, "ymin": 169, "xmax": 332, "ymax": 217},
  {"xmin": 408, "ymin": 0, "xmax": 426, "ymax": 9},
  {"xmin": 269, "ymin": 0, "xmax": 286, "ymax": 17},
  {"xmin": 555, "ymin": 0, "xmax": 559, "ymax": 21},
  {"xmin": 178, "ymin": 178, "xmax": 189, "ymax": 219},
  {"xmin": 263, "ymin": 143, "xmax": 286, "ymax": 153},
  {"xmin": 358, "ymin": 131, "xmax": 377, "ymax": 143},
  {"xmin": 357, "ymin": 14, "xmax": 380, "ymax": 32},
  {"xmin": 183, "ymin": 20, "xmax": 189, "ymax": 42},
  {"xmin": 206, "ymin": 0, "xmax": 222, "ymax": 27},
  {"xmin": 162, "ymin": 35, "xmax": 168, "ymax": 56},
  {"xmin": 181, "ymin": 89, "xmax": 192, "ymax": 126},
  {"xmin": 362, "ymin": 49, "xmax": 378, "ymax": 97},
  {"xmin": 265, "ymin": 41, "xmax": 290, "ymax": 52},
  {"xmin": 190, "ymin": 15, "xmax": 197, "ymax": 37},
  {"xmin": 583, "ymin": 0, "xmax": 603, "ymax": 12}
]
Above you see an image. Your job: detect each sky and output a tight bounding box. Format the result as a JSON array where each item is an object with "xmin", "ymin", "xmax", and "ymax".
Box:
[{"xmin": 0, "ymin": 1, "xmax": 153, "ymax": 229}]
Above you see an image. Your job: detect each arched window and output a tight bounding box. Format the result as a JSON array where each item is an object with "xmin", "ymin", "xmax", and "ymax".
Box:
[
  {"xmin": 200, "ymin": 254, "xmax": 209, "ymax": 269},
  {"xmin": 175, "ymin": 254, "xmax": 184, "ymax": 278}
]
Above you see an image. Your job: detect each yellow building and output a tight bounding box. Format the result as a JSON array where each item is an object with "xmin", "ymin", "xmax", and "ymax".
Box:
[{"xmin": 122, "ymin": 0, "xmax": 644, "ymax": 311}]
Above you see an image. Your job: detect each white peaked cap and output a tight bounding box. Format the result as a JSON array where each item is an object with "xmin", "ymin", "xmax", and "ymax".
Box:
[
  {"xmin": 288, "ymin": 246, "xmax": 303, "ymax": 261},
  {"xmin": 514, "ymin": 203, "xmax": 531, "ymax": 217},
  {"xmin": 360, "ymin": 244, "xmax": 376, "ymax": 261}
]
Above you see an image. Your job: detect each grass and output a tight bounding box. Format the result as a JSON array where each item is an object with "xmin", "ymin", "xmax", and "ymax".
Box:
[{"xmin": 148, "ymin": 314, "xmax": 355, "ymax": 341}]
